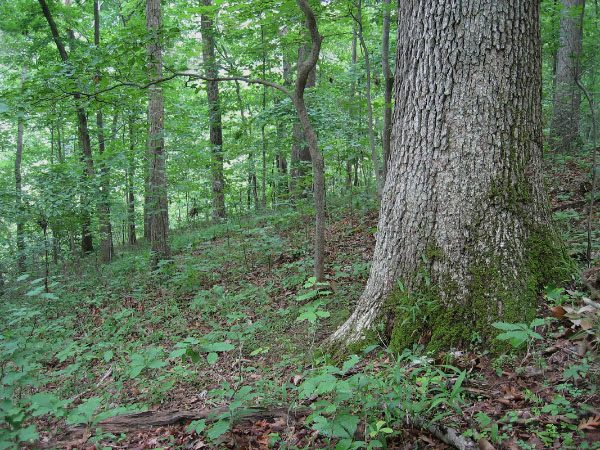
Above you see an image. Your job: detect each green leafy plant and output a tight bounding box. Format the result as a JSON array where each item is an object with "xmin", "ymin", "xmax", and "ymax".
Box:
[{"xmin": 492, "ymin": 319, "xmax": 545, "ymax": 348}]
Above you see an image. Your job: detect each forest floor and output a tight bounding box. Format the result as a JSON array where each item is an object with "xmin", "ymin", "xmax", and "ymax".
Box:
[{"xmin": 2, "ymin": 153, "xmax": 600, "ymax": 450}]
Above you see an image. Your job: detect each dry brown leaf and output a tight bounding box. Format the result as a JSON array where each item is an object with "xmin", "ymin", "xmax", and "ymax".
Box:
[
  {"xmin": 477, "ymin": 437, "xmax": 496, "ymax": 450},
  {"xmin": 551, "ymin": 305, "xmax": 567, "ymax": 319},
  {"xmin": 579, "ymin": 415, "xmax": 600, "ymax": 430}
]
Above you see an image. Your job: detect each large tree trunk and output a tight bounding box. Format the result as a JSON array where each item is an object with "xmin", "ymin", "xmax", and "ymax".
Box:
[
  {"xmin": 201, "ymin": 0, "xmax": 226, "ymax": 222},
  {"xmin": 146, "ymin": 0, "xmax": 170, "ymax": 267},
  {"xmin": 549, "ymin": 0, "xmax": 585, "ymax": 154},
  {"xmin": 329, "ymin": 0, "xmax": 571, "ymax": 350},
  {"xmin": 15, "ymin": 65, "xmax": 26, "ymax": 273}
]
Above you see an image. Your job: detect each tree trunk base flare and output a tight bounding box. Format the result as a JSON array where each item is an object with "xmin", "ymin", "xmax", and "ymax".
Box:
[{"xmin": 328, "ymin": 1, "xmax": 575, "ymax": 354}]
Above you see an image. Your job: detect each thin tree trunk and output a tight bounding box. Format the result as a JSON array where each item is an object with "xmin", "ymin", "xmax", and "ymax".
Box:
[
  {"xmin": 15, "ymin": 65, "xmax": 26, "ymax": 272},
  {"xmin": 356, "ymin": 0, "xmax": 382, "ymax": 197},
  {"xmin": 38, "ymin": 0, "xmax": 96, "ymax": 255},
  {"xmin": 290, "ymin": 41, "xmax": 315, "ymax": 199},
  {"xmin": 294, "ymin": 0, "xmax": 325, "ymax": 281},
  {"xmin": 144, "ymin": 169, "xmax": 151, "ymax": 241},
  {"xmin": 346, "ymin": 27, "xmax": 358, "ymax": 194},
  {"xmin": 381, "ymin": 0, "xmax": 393, "ymax": 184},
  {"xmin": 95, "ymin": 0, "xmax": 112, "ymax": 263},
  {"xmin": 261, "ymin": 26, "xmax": 267, "ymax": 208},
  {"xmin": 233, "ymin": 80, "xmax": 258, "ymax": 209},
  {"xmin": 56, "ymin": 113, "xmax": 64, "ymax": 163},
  {"xmin": 574, "ymin": 78, "xmax": 598, "ymax": 266},
  {"xmin": 276, "ymin": 43, "xmax": 291, "ymax": 200},
  {"xmin": 146, "ymin": 0, "xmax": 170, "ymax": 267},
  {"xmin": 201, "ymin": 0, "xmax": 226, "ymax": 222},
  {"xmin": 127, "ymin": 115, "xmax": 137, "ymax": 246},
  {"xmin": 549, "ymin": 0, "xmax": 586, "ymax": 154}
]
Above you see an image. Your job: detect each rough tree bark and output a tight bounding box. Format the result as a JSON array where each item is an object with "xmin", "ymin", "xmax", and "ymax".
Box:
[
  {"xmin": 146, "ymin": 0, "xmax": 170, "ymax": 267},
  {"xmin": 549, "ymin": 0, "xmax": 585, "ymax": 154},
  {"xmin": 329, "ymin": 0, "xmax": 571, "ymax": 350},
  {"xmin": 201, "ymin": 0, "xmax": 226, "ymax": 222}
]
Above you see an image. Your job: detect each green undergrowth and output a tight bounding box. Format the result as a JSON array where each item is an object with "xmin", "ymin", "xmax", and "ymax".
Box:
[
  {"xmin": 0, "ymin": 200, "xmax": 376, "ymax": 448},
  {"xmin": 0, "ymin": 192, "xmax": 598, "ymax": 449}
]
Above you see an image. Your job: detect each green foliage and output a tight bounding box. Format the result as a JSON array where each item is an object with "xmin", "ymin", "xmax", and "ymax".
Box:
[
  {"xmin": 492, "ymin": 319, "xmax": 545, "ymax": 349},
  {"xmin": 291, "ymin": 348, "xmax": 467, "ymax": 449}
]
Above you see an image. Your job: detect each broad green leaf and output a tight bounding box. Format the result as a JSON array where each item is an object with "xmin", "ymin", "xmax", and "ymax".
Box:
[
  {"xmin": 30, "ymin": 393, "xmax": 69, "ymax": 416},
  {"xmin": 66, "ymin": 397, "xmax": 101, "ymax": 424},
  {"xmin": 341, "ymin": 354, "xmax": 360, "ymax": 374},
  {"xmin": 187, "ymin": 349, "xmax": 201, "ymax": 363},
  {"xmin": 492, "ymin": 322, "xmax": 525, "ymax": 331},
  {"xmin": 148, "ymin": 359, "xmax": 166, "ymax": 369},
  {"xmin": 128, "ymin": 365, "xmax": 144, "ymax": 378},
  {"xmin": 17, "ymin": 425, "xmax": 38, "ymax": 442},
  {"xmin": 297, "ymin": 289, "xmax": 318, "ymax": 301},
  {"xmin": 169, "ymin": 348, "xmax": 186, "ymax": 358},
  {"xmin": 332, "ymin": 414, "xmax": 359, "ymax": 438},
  {"xmin": 530, "ymin": 318, "xmax": 545, "ymax": 327},
  {"xmin": 187, "ymin": 419, "xmax": 207, "ymax": 433},
  {"xmin": 25, "ymin": 286, "xmax": 44, "ymax": 297},
  {"xmin": 207, "ymin": 352, "xmax": 218, "ymax": 364},
  {"xmin": 207, "ymin": 419, "xmax": 230, "ymax": 440},
  {"xmin": 201, "ymin": 342, "xmax": 235, "ymax": 352}
]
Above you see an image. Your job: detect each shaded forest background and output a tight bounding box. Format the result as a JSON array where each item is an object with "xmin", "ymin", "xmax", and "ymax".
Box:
[{"xmin": 0, "ymin": 0, "xmax": 599, "ymax": 449}]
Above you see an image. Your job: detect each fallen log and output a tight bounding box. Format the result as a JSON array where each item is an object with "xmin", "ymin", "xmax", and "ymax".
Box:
[
  {"xmin": 43, "ymin": 404, "xmax": 479, "ymax": 450},
  {"xmin": 42, "ymin": 405, "xmax": 311, "ymax": 448},
  {"xmin": 405, "ymin": 416, "xmax": 479, "ymax": 450}
]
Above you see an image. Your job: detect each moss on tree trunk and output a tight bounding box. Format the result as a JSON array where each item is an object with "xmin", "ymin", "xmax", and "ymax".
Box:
[{"xmin": 329, "ymin": 0, "xmax": 574, "ymax": 354}]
